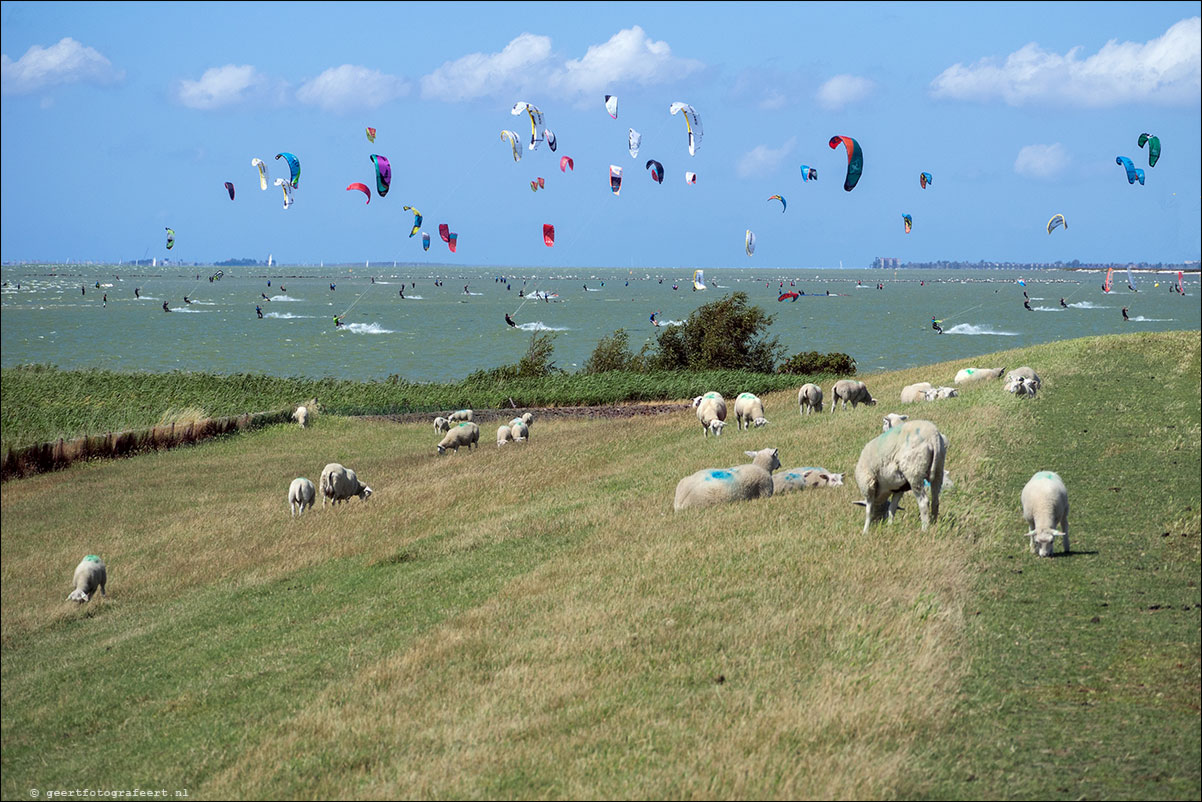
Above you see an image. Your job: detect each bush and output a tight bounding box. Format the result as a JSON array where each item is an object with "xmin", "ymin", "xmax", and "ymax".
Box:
[
  {"xmin": 777, "ymin": 351, "xmax": 857, "ymax": 376},
  {"xmin": 582, "ymin": 329, "xmax": 654, "ymax": 375},
  {"xmin": 649, "ymin": 292, "xmax": 784, "ymax": 373},
  {"xmin": 464, "ymin": 332, "xmax": 564, "ymax": 384}
]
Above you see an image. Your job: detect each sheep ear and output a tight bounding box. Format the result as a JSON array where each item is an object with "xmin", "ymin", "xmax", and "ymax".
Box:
[
  {"xmin": 1052, "ymin": 530, "xmax": 1065, "ymax": 538},
  {"xmin": 744, "ymin": 451, "xmax": 757, "ymax": 458},
  {"xmin": 852, "ymin": 500, "xmax": 868, "ymax": 507},
  {"xmin": 1025, "ymin": 530, "xmax": 1037, "ymax": 539}
]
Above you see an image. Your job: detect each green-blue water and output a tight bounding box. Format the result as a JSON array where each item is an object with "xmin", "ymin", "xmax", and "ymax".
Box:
[{"xmin": 1, "ymin": 265, "xmax": 1196, "ymax": 382}]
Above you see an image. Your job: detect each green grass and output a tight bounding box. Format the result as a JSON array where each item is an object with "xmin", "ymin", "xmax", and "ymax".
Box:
[{"xmin": 1, "ymin": 331, "xmax": 1198, "ymax": 800}]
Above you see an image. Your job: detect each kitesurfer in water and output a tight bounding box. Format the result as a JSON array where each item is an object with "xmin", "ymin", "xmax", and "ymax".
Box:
[
  {"xmin": 1060, "ymin": 298, "xmax": 1068, "ymax": 308},
  {"xmin": 931, "ymin": 317, "xmax": 943, "ymax": 334},
  {"xmin": 1023, "ymin": 298, "xmax": 1033, "ymax": 311},
  {"xmin": 134, "ymin": 287, "xmax": 140, "ymax": 299},
  {"xmin": 334, "ymin": 316, "xmax": 343, "ymax": 328},
  {"xmin": 1121, "ymin": 306, "xmax": 1130, "ymax": 322},
  {"xmin": 399, "ymin": 286, "xmax": 405, "ymax": 298},
  {"xmin": 184, "ymin": 296, "xmax": 192, "ymax": 305},
  {"xmin": 505, "ymin": 313, "xmax": 517, "ymax": 328},
  {"xmin": 162, "ymin": 301, "xmax": 170, "ymax": 312}
]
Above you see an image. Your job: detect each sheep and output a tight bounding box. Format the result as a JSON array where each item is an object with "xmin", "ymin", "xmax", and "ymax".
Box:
[
  {"xmin": 497, "ymin": 425, "xmax": 514, "ymax": 446},
  {"xmin": 320, "ymin": 463, "xmax": 373, "ymax": 507},
  {"xmin": 954, "ymin": 367, "xmax": 1006, "ymax": 385},
  {"xmin": 923, "ymin": 387, "xmax": 959, "ymax": 401},
  {"xmin": 511, "ymin": 420, "xmax": 530, "ymax": 442},
  {"xmin": 67, "ymin": 555, "xmax": 107, "ymax": 603},
  {"xmin": 831, "ymin": 380, "xmax": 877, "ymax": 411},
  {"xmin": 288, "ymin": 477, "xmax": 316, "ymax": 516},
  {"xmin": 521, "ymin": 412, "xmax": 534, "ymax": 427},
  {"xmin": 1006, "ymin": 367, "xmax": 1042, "ymax": 390},
  {"xmin": 798, "ymin": 383, "xmax": 823, "ymax": 415},
  {"xmin": 448, "ymin": 409, "xmax": 473, "ymax": 423},
  {"xmin": 693, "ymin": 392, "xmax": 728, "ymax": 437},
  {"xmin": 433, "ymin": 416, "xmax": 451, "ymax": 434},
  {"xmin": 292, "ymin": 405, "xmax": 309, "ymax": 428},
  {"xmin": 853, "ymin": 419, "xmax": 947, "ymax": 533},
  {"xmin": 733, "ymin": 392, "xmax": 769, "ymax": 430},
  {"xmin": 1021, "ymin": 471, "xmax": 1070, "ymax": 557},
  {"xmin": 437, "ymin": 421, "xmax": 480, "ymax": 454},
  {"xmin": 900, "ymin": 382, "xmax": 933, "ymax": 404},
  {"xmin": 673, "ymin": 448, "xmax": 781, "ymax": 511},
  {"xmin": 882, "ymin": 412, "xmax": 909, "ymax": 431},
  {"xmin": 772, "ymin": 467, "xmax": 845, "ymax": 495},
  {"xmin": 1006, "ymin": 376, "xmax": 1039, "ymax": 398},
  {"xmin": 508, "ymin": 416, "xmax": 533, "ymax": 432}
]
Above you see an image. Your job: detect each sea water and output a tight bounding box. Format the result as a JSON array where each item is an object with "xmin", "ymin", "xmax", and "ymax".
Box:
[{"xmin": 1, "ymin": 265, "xmax": 1196, "ymax": 382}]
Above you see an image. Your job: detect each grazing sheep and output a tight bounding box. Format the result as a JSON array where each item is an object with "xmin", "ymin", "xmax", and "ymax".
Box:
[
  {"xmin": 831, "ymin": 380, "xmax": 877, "ymax": 411},
  {"xmin": 1007, "ymin": 367, "xmax": 1042, "ymax": 390},
  {"xmin": 497, "ymin": 425, "xmax": 514, "ymax": 446},
  {"xmin": 954, "ymin": 367, "xmax": 1006, "ymax": 385},
  {"xmin": 734, "ymin": 392, "xmax": 769, "ymax": 430},
  {"xmin": 798, "ymin": 383, "xmax": 823, "ymax": 415},
  {"xmin": 1021, "ymin": 471, "xmax": 1070, "ymax": 557},
  {"xmin": 511, "ymin": 421, "xmax": 530, "ymax": 441},
  {"xmin": 882, "ymin": 412, "xmax": 909, "ymax": 431},
  {"xmin": 292, "ymin": 405, "xmax": 309, "ymax": 428},
  {"xmin": 288, "ymin": 477, "xmax": 316, "ymax": 516},
  {"xmin": 853, "ymin": 419, "xmax": 947, "ymax": 533},
  {"xmin": 693, "ymin": 392, "xmax": 728, "ymax": 437},
  {"xmin": 521, "ymin": 412, "xmax": 534, "ymax": 427},
  {"xmin": 900, "ymin": 382, "xmax": 933, "ymax": 403},
  {"xmin": 448, "ymin": 409, "xmax": 473, "ymax": 423},
  {"xmin": 923, "ymin": 387, "xmax": 959, "ymax": 401},
  {"xmin": 674, "ymin": 448, "xmax": 781, "ymax": 511},
  {"xmin": 773, "ymin": 467, "xmax": 845, "ymax": 495},
  {"xmin": 320, "ymin": 463, "xmax": 373, "ymax": 507},
  {"xmin": 437, "ymin": 421, "xmax": 480, "ymax": 454},
  {"xmin": 1006, "ymin": 376, "xmax": 1039, "ymax": 398},
  {"xmin": 67, "ymin": 555, "xmax": 107, "ymax": 603},
  {"xmin": 433, "ymin": 416, "xmax": 451, "ymax": 434}
]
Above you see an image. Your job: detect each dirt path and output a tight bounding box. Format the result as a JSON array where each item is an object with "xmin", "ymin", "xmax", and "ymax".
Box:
[{"xmin": 358, "ymin": 402, "xmax": 693, "ymax": 426}]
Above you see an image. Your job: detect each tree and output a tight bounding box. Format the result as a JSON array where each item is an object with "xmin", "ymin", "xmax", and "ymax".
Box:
[{"xmin": 650, "ymin": 292, "xmax": 784, "ymax": 373}]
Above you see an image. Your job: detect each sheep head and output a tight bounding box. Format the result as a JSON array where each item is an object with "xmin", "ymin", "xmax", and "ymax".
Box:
[
  {"xmin": 883, "ymin": 413, "xmax": 909, "ymax": 431},
  {"xmin": 358, "ymin": 486, "xmax": 373, "ymax": 500},
  {"xmin": 1027, "ymin": 529, "xmax": 1063, "ymax": 557},
  {"xmin": 745, "ymin": 448, "xmax": 781, "ymax": 473},
  {"xmin": 752, "ymin": 417, "xmax": 769, "ymax": 428},
  {"xmin": 67, "ymin": 589, "xmax": 89, "ymax": 603}
]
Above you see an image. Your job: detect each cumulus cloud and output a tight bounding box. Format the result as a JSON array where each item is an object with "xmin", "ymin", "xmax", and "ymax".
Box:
[
  {"xmin": 816, "ymin": 74, "xmax": 875, "ymax": 110},
  {"xmin": 1, "ymin": 37, "xmax": 123, "ymax": 95},
  {"xmin": 931, "ymin": 17, "xmax": 1201, "ymax": 107},
  {"xmin": 737, "ymin": 137, "xmax": 796, "ymax": 179},
  {"xmin": 1014, "ymin": 143, "xmax": 1069, "ymax": 179},
  {"xmin": 421, "ymin": 26, "xmax": 703, "ymax": 103},
  {"xmin": 174, "ymin": 65, "xmax": 275, "ymax": 110},
  {"xmin": 297, "ymin": 65, "xmax": 410, "ymax": 112}
]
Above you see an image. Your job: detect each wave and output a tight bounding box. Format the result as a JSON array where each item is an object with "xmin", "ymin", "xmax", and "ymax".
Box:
[
  {"xmin": 944, "ymin": 323, "xmax": 1018, "ymax": 336},
  {"xmin": 344, "ymin": 322, "xmax": 394, "ymax": 334},
  {"xmin": 1068, "ymin": 301, "xmax": 1107, "ymax": 309},
  {"xmin": 659, "ymin": 319, "xmax": 686, "ymax": 327},
  {"xmin": 399, "ymin": 294, "xmax": 423, "ymax": 299},
  {"xmin": 269, "ymin": 295, "xmax": 302, "ymax": 302},
  {"xmin": 463, "ymin": 291, "xmax": 484, "ymax": 296},
  {"xmin": 172, "ymin": 307, "xmax": 207, "ymax": 313},
  {"xmin": 1129, "ymin": 316, "xmax": 1174, "ymax": 322},
  {"xmin": 264, "ymin": 312, "xmax": 315, "ymax": 319},
  {"xmin": 189, "ymin": 300, "xmax": 217, "ymax": 305},
  {"xmin": 516, "ymin": 321, "xmax": 569, "ymax": 332},
  {"xmin": 584, "ymin": 287, "xmax": 603, "ymax": 292},
  {"xmin": 1032, "ymin": 306, "xmax": 1061, "ymax": 312}
]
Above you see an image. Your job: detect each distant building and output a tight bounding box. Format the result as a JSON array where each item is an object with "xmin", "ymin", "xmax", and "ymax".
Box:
[{"xmin": 871, "ymin": 257, "xmax": 900, "ymax": 269}]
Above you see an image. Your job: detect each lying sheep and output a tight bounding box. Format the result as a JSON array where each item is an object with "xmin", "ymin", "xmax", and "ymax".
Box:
[
  {"xmin": 1006, "ymin": 376, "xmax": 1039, "ymax": 398},
  {"xmin": 1007, "ymin": 367, "xmax": 1041, "ymax": 390},
  {"xmin": 853, "ymin": 419, "xmax": 947, "ymax": 533},
  {"xmin": 1021, "ymin": 471, "xmax": 1069, "ymax": 557},
  {"xmin": 773, "ymin": 467, "xmax": 845, "ymax": 495},
  {"xmin": 733, "ymin": 392, "xmax": 769, "ymax": 430},
  {"xmin": 320, "ymin": 463, "xmax": 373, "ymax": 507},
  {"xmin": 954, "ymin": 367, "xmax": 1006, "ymax": 384},
  {"xmin": 923, "ymin": 387, "xmax": 959, "ymax": 401},
  {"xmin": 437, "ymin": 421, "xmax": 480, "ymax": 454},
  {"xmin": 497, "ymin": 425, "xmax": 514, "ymax": 446},
  {"xmin": 693, "ymin": 392, "xmax": 728, "ymax": 437},
  {"xmin": 433, "ymin": 416, "xmax": 451, "ymax": 434},
  {"xmin": 674, "ymin": 448, "xmax": 781, "ymax": 511},
  {"xmin": 832, "ymin": 380, "xmax": 877, "ymax": 411},
  {"xmin": 448, "ymin": 409, "xmax": 473, "ymax": 423},
  {"xmin": 900, "ymin": 382, "xmax": 933, "ymax": 404},
  {"xmin": 798, "ymin": 383, "xmax": 823, "ymax": 415},
  {"xmin": 67, "ymin": 555, "xmax": 107, "ymax": 603},
  {"xmin": 882, "ymin": 412, "xmax": 909, "ymax": 431},
  {"xmin": 292, "ymin": 405, "xmax": 309, "ymax": 428},
  {"xmin": 511, "ymin": 420, "xmax": 530, "ymax": 442},
  {"xmin": 288, "ymin": 477, "xmax": 316, "ymax": 516}
]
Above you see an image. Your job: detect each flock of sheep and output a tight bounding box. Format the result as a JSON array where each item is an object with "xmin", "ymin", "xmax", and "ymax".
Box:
[{"xmin": 64, "ymin": 365, "xmax": 1069, "ymax": 604}]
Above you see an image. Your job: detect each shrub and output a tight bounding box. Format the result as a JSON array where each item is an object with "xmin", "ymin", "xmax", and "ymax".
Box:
[
  {"xmin": 777, "ymin": 351, "xmax": 857, "ymax": 376},
  {"xmin": 582, "ymin": 329, "xmax": 654, "ymax": 375},
  {"xmin": 649, "ymin": 292, "xmax": 784, "ymax": 373},
  {"xmin": 464, "ymin": 332, "xmax": 564, "ymax": 384}
]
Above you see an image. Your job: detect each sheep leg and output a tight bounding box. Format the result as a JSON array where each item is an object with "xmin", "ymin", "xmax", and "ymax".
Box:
[
  {"xmin": 1060, "ymin": 514, "xmax": 1070, "ymax": 554},
  {"xmin": 913, "ymin": 485, "xmax": 931, "ymax": 530},
  {"xmin": 886, "ymin": 492, "xmax": 903, "ymax": 523}
]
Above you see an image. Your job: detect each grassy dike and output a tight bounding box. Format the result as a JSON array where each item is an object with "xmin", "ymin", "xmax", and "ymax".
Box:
[{"xmin": 1, "ymin": 331, "xmax": 1198, "ymax": 800}]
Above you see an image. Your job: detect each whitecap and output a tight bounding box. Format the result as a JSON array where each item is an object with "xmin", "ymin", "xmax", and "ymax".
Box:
[
  {"xmin": 1032, "ymin": 306, "xmax": 1061, "ymax": 312},
  {"xmin": 1068, "ymin": 301, "xmax": 1107, "ymax": 309},
  {"xmin": 1129, "ymin": 316, "xmax": 1173, "ymax": 322},
  {"xmin": 516, "ymin": 321, "xmax": 569, "ymax": 332},
  {"xmin": 944, "ymin": 323, "xmax": 1018, "ymax": 336},
  {"xmin": 269, "ymin": 295, "xmax": 301, "ymax": 302},
  {"xmin": 173, "ymin": 307, "xmax": 207, "ymax": 313},
  {"xmin": 264, "ymin": 312, "xmax": 315, "ymax": 319},
  {"xmin": 344, "ymin": 322, "xmax": 394, "ymax": 334},
  {"xmin": 400, "ymin": 295, "xmax": 423, "ymax": 299}
]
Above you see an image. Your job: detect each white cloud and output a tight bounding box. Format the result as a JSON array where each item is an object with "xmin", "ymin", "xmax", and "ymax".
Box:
[
  {"xmin": 1, "ymin": 37, "xmax": 123, "ymax": 95},
  {"xmin": 297, "ymin": 65, "xmax": 410, "ymax": 112},
  {"xmin": 931, "ymin": 17, "xmax": 1201, "ymax": 107},
  {"xmin": 729, "ymin": 67, "xmax": 806, "ymax": 110},
  {"xmin": 174, "ymin": 65, "xmax": 274, "ymax": 110},
  {"xmin": 421, "ymin": 27, "xmax": 702, "ymax": 103},
  {"xmin": 1014, "ymin": 143, "xmax": 1069, "ymax": 179},
  {"xmin": 815, "ymin": 74, "xmax": 875, "ymax": 110},
  {"xmin": 737, "ymin": 137, "xmax": 796, "ymax": 179}
]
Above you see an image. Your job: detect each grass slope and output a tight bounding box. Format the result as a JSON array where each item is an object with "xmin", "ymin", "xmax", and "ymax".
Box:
[{"xmin": 2, "ymin": 332, "xmax": 1197, "ymax": 800}]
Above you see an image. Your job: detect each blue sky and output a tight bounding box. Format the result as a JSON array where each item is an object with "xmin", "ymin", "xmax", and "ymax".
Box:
[{"xmin": 2, "ymin": 1, "xmax": 1199, "ymax": 268}]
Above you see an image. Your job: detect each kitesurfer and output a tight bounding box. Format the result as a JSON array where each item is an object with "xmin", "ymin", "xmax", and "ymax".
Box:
[
  {"xmin": 464, "ymin": 285, "xmax": 470, "ymax": 295},
  {"xmin": 1023, "ymin": 299, "xmax": 1033, "ymax": 311},
  {"xmin": 256, "ymin": 305, "xmax": 263, "ymax": 319},
  {"xmin": 184, "ymin": 296, "xmax": 192, "ymax": 305},
  {"xmin": 1060, "ymin": 298, "xmax": 1068, "ymax": 308},
  {"xmin": 505, "ymin": 313, "xmax": 517, "ymax": 328},
  {"xmin": 103, "ymin": 294, "xmax": 107, "ymax": 308},
  {"xmin": 931, "ymin": 317, "xmax": 943, "ymax": 334},
  {"xmin": 334, "ymin": 316, "xmax": 343, "ymax": 328},
  {"xmin": 399, "ymin": 287, "xmax": 405, "ymax": 298},
  {"xmin": 134, "ymin": 287, "xmax": 140, "ymax": 299},
  {"xmin": 518, "ymin": 289, "xmax": 524, "ymax": 298},
  {"xmin": 1121, "ymin": 306, "xmax": 1130, "ymax": 322},
  {"xmin": 162, "ymin": 301, "xmax": 170, "ymax": 312},
  {"xmin": 330, "ymin": 283, "xmax": 336, "ymax": 291}
]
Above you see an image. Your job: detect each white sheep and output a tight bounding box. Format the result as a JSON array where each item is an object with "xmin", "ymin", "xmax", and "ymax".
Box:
[
  {"xmin": 900, "ymin": 382, "xmax": 933, "ymax": 403},
  {"xmin": 521, "ymin": 412, "xmax": 534, "ymax": 427},
  {"xmin": 433, "ymin": 416, "xmax": 451, "ymax": 434},
  {"xmin": 1006, "ymin": 367, "xmax": 1042, "ymax": 390},
  {"xmin": 693, "ymin": 392, "xmax": 728, "ymax": 437},
  {"xmin": 292, "ymin": 405, "xmax": 309, "ymax": 428},
  {"xmin": 882, "ymin": 412, "xmax": 909, "ymax": 431},
  {"xmin": 673, "ymin": 448, "xmax": 781, "ymax": 511},
  {"xmin": 954, "ymin": 367, "xmax": 1006, "ymax": 384},
  {"xmin": 497, "ymin": 425, "xmax": 514, "ymax": 447},
  {"xmin": 798, "ymin": 383, "xmax": 823, "ymax": 415},
  {"xmin": 320, "ymin": 463, "xmax": 373, "ymax": 507},
  {"xmin": 1006, "ymin": 376, "xmax": 1039, "ymax": 398},
  {"xmin": 831, "ymin": 380, "xmax": 877, "ymax": 411},
  {"xmin": 67, "ymin": 555, "xmax": 107, "ymax": 603},
  {"xmin": 853, "ymin": 419, "xmax": 947, "ymax": 533},
  {"xmin": 923, "ymin": 387, "xmax": 959, "ymax": 401},
  {"xmin": 733, "ymin": 392, "xmax": 769, "ymax": 430},
  {"xmin": 448, "ymin": 409, "xmax": 473, "ymax": 423},
  {"xmin": 288, "ymin": 477, "xmax": 316, "ymax": 516},
  {"xmin": 437, "ymin": 421, "xmax": 480, "ymax": 454},
  {"xmin": 772, "ymin": 467, "xmax": 844, "ymax": 495},
  {"xmin": 1021, "ymin": 471, "xmax": 1070, "ymax": 557},
  {"xmin": 511, "ymin": 420, "xmax": 530, "ymax": 442}
]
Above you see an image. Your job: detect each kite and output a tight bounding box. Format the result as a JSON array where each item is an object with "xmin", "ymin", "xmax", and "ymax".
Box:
[
  {"xmin": 544, "ymin": 129, "xmax": 557, "ymax": 152},
  {"xmin": 560, "ymin": 155, "xmax": 574, "ymax": 172},
  {"xmin": 828, "ymin": 136, "xmax": 863, "ymax": 191},
  {"xmin": 530, "ymin": 177, "xmax": 546, "ymax": 192},
  {"xmin": 1116, "ymin": 156, "xmax": 1145, "ymax": 185},
  {"xmin": 403, "ymin": 206, "xmax": 422, "ymax": 237},
  {"xmin": 799, "ymin": 165, "xmax": 817, "ymax": 181},
  {"xmin": 511, "ymin": 101, "xmax": 544, "ymax": 150},
  {"xmin": 1137, "ymin": 133, "xmax": 1160, "ymax": 167},
  {"xmin": 251, "ymin": 158, "xmax": 269, "ymax": 190},
  {"xmin": 224, "ymin": 181, "xmax": 235, "ymax": 200},
  {"xmin": 165, "ymin": 227, "xmax": 175, "ymax": 250},
  {"xmin": 668, "ymin": 102, "xmax": 702, "ymax": 155},
  {"xmin": 370, "ymin": 154, "xmax": 391, "ymax": 197},
  {"xmin": 543, "ymin": 224, "xmax": 555, "ymax": 247},
  {"xmin": 920, "ymin": 172, "xmax": 933, "ymax": 189},
  {"xmin": 685, "ymin": 171, "xmax": 697, "ymax": 184},
  {"xmin": 346, "ymin": 183, "xmax": 371, "ymax": 204},
  {"xmin": 422, "ymin": 231, "xmax": 430, "ymax": 251},
  {"xmin": 604, "ymin": 94, "xmax": 618, "ymax": 118},
  {"xmin": 273, "ymin": 177, "xmax": 294, "ymax": 209},
  {"xmin": 629, "ymin": 128, "xmax": 641, "ymax": 158},
  {"xmin": 645, "ymin": 159, "xmax": 664, "ymax": 184},
  {"xmin": 275, "ymin": 152, "xmax": 300, "ymax": 188},
  {"xmin": 902, "ymin": 214, "xmax": 913, "ymax": 234},
  {"xmin": 501, "ymin": 130, "xmax": 522, "ymax": 162},
  {"xmin": 1046, "ymin": 213, "xmax": 1067, "ymax": 234},
  {"xmin": 439, "ymin": 223, "xmax": 458, "ymax": 253},
  {"xmin": 610, "ymin": 164, "xmax": 622, "ymax": 196},
  {"xmin": 745, "ymin": 230, "xmax": 756, "ymax": 256},
  {"xmin": 767, "ymin": 194, "xmax": 786, "ymax": 212},
  {"xmin": 366, "ymin": 127, "xmax": 376, "ymax": 143}
]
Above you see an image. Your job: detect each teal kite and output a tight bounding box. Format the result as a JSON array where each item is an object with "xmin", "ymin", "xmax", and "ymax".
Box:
[
  {"xmin": 1137, "ymin": 133, "xmax": 1160, "ymax": 167},
  {"xmin": 275, "ymin": 152, "xmax": 300, "ymax": 188},
  {"xmin": 828, "ymin": 135, "xmax": 863, "ymax": 191}
]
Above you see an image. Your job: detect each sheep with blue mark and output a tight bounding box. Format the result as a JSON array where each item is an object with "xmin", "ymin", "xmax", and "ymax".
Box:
[
  {"xmin": 1021, "ymin": 471, "xmax": 1069, "ymax": 557},
  {"xmin": 437, "ymin": 422, "xmax": 480, "ymax": 454},
  {"xmin": 733, "ymin": 392, "xmax": 769, "ymax": 430},
  {"xmin": 67, "ymin": 555, "xmax": 107, "ymax": 603},
  {"xmin": 674, "ymin": 448, "xmax": 780, "ymax": 511},
  {"xmin": 853, "ymin": 419, "xmax": 947, "ymax": 533},
  {"xmin": 693, "ymin": 392, "xmax": 728, "ymax": 437},
  {"xmin": 773, "ymin": 467, "xmax": 844, "ymax": 495}
]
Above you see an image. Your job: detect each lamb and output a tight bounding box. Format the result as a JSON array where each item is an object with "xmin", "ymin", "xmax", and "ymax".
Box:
[
  {"xmin": 520, "ymin": 412, "xmax": 534, "ymax": 427},
  {"xmin": 853, "ymin": 419, "xmax": 947, "ymax": 533},
  {"xmin": 292, "ymin": 405, "xmax": 309, "ymax": 428},
  {"xmin": 954, "ymin": 367, "xmax": 1006, "ymax": 384},
  {"xmin": 1021, "ymin": 471, "xmax": 1070, "ymax": 557},
  {"xmin": 900, "ymin": 382, "xmax": 933, "ymax": 403},
  {"xmin": 831, "ymin": 380, "xmax": 877, "ymax": 411},
  {"xmin": 320, "ymin": 463, "xmax": 373, "ymax": 507},
  {"xmin": 288, "ymin": 477, "xmax": 316, "ymax": 516},
  {"xmin": 1006, "ymin": 367, "xmax": 1042, "ymax": 390},
  {"xmin": 882, "ymin": 413, "xmax": 909, "ymax": 431},
  {"xmin": 1006, "ymin": 376, "xmax": 1038, "ymax": 398},
  {"xmin": 510, "ymin": 421, "xmax": 530, "ymax": 442},
  {"xmin": 733, "ymin": 392, "xmax": 769, "ymax": 430},
  {"xmin": 673, "ymin": 448, "xmax": 781, "ymax": 511},
  {"xmin": 497, "ymin": 425, "xmax": 514, "ymax": 446},
  {"xmin": 433, "ymin": 416, "xmax": 451, "ymax": 434},
  {"xmin": 693, "ymin": 392, "xmax": 728, "ymax": 437},
  {"xmin": 448, "ymin": 409, "xmax": 473, "ymax": 423},
  {"xmin": 437, "ymin": 421, "xmax": 480, "ymax": 454},
  {"xmin": 772, "ymin": 467, "xmax": 844, "ymax": 495},
  {"xmin": 923, "ymin": 387, "xmax": 959, "ymax": 401},
  {"xmin": 67, "ymin": 555, "xmax": 107, "ymax": 603},
  {"xmin": 798, "ymin": 383, "xmax": 823, "ymax": 415}
]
